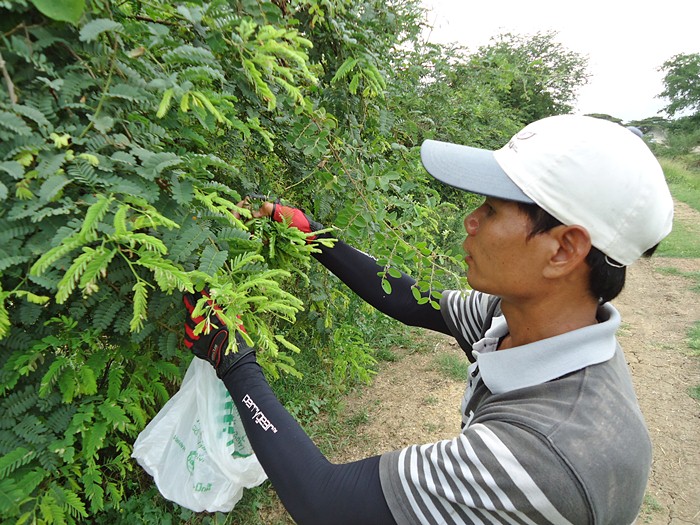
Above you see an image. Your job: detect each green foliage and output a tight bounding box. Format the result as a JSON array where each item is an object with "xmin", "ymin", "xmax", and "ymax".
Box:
[
  {"xmin": 0, "ymin": 315, "xmax": 178, "ymax": 522},
  {"xmin": 657, "ymin": 158, "xmax": 700, "ymax": 258},
  {"xmin": 653, "ymin": 115, "xmax": 700, "ymax": 160},
  {"xmin": 657, "ymin": 218, "xmax": 700, "ymax": 258},
  {"xmin": 434, "ymin": 352, "xmax": 469, "ymax": 381},
  {"xmin": 29, "ymin": 0, "xmax": 86, "ymax": 24},
  {"xmin": 688, "ymin": 321, "xmax": 700, "ymax": 356},
  {"xmin": 661, "ymin": 158, "xmax": 700, "ymax": 198},
  {"xmin": 659, "ymin": 53, "xmax": 700, "ymax": 117},
  {"xmin": 0, "ymin": 0, "xmax": 591, "ymax": 522},
  {"xmin": 470, "ymin": 32, "xmax": 590, "ymax": 123}
]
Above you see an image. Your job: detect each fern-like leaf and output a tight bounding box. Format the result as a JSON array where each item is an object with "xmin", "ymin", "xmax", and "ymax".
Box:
[
  {"xmin": 66, "ymin": 159, "xmax": 99, "ymax": 185},
  {"xmin": 0, "ymin": 220, "xmax": 35, "ymax": 244},
  {"xmin": 0, "ymin": 447, "xmax": 35, "ymax": 478},
  {"xmin": 39, "ymin": 357, "xmax": 69, "ymax": 399},
  {"xmin": 82, "ymin": 464, "xmax": 105, "ymax": 509},
  {"xmin": 18, "ymin": 467, "xmax": 49, "ymax": 497},
  {"xmin": 0, "ymin": 160, "xmax": 24, "ymax": 180},
  {"xmin": 129, "ymin": 281, "xmax": 148, "ymax": 332},
  {"xmin": 169, "ymin": 221, "xmax": 209, "ymax": 262},
  {"xmin": 106, "ymin": 366, "xmax": 124, "ymax": 401},
  {"xmin": 130, "ymin": 205, "xmax": 180, "ymax": 230},
  {"xmin": 56, "ymin": 247, "xmax": 100, "ymax": 304},
  {"xmin": 179, "ymin": 65, "xmax": 226, "ymax": 85},
  {"xmin": 5, "ymin": 386, "xmax": 39, "ymax": 417},
  {"xmin": 79, "ymin": 19, "xmax": 124, "ymax": 43},
  {"xmin": 0, "ymin": 254, "xmax": 30, "ymax": 272},
  {"xmin": 36, "ymin": 153, "xmax": 66, "ymax": 180},
  {"xmin": 0, "ymin": 477, "xmax": 23, "ymax": 515},
  {"xmin": 39, "ymin": 173, "xmax": 71, "ymax": 202},
  {"xmin": 112, "ymin": 205, "xmax": 127, "ymax": 236},
  {"xmin": 11, "ymin": 104, "xmax": 51, "ymax": 129},
  {"xmin": 198, "ymin": 244, "xmax": 228, "ymax": 275},
  {"xmin": 79, "ymin": 194, "xmax": 114, "ymax": 241},
  {"xmin": 0, "ymin": 301, "xmax": 15, "ymax": 341},
  {"xmin": 0, "ymin": 111, "xmax": 31, "ymax": 135},
  {"xmin": 30, "ymin": 204, "xmax": 74, "ymax": 224},
  {"xmin": 163, "ymin": 45, "xmax": 217, "ymax": 66},
  {"xmin": 137, "ymin": 254, "xmax": 191, "ymax": 292},
  {"xmin": 242, "ymin": 59, "xmax": 277, "ymax": 110},
  {"xmin": 130, "ymin": 233, "xmax": 167, "ymax": 254},
  {"xmin": 156, "ymin": 88, "xmax": 174, "ymax": 119},
  {"xmin": 78, "ymin": 247, "xmax": 117, "ymax": 289},
  {"xmin": 135, "ymin": 151, "xmax": 182, "ymax": 180},
  {"xmin": 92, "ymin": 299, "xmax": 123, "ymax": 332},
  {"xmin": 51, "ymin": 485, "xmax": 88, "ymax": 519},
  {"xmin": 45, "ymin": 405, "xmax": 76, "ymax": 434},
  {"xmin": 98, "ymin": 402, "xmax": 130, "ymax": 432},
  {"xmin": 82, "ymin": 420, "xmax": 108, "ymax": 459}
]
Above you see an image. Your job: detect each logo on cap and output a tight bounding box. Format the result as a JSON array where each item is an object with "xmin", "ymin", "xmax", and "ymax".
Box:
[{"xmin": 507, "ymin": 131, "xmax": 537, "ymax": 153}]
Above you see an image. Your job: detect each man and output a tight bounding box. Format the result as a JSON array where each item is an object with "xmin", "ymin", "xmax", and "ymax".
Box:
[{"xmin": 183, "ymin": 115, "xmax": 673, "ymax": 524}]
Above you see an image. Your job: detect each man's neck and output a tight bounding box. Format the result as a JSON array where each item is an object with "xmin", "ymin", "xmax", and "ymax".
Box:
[{"xmin": 498, "ymin": 293, "xmax": 600, "ymax": 350}]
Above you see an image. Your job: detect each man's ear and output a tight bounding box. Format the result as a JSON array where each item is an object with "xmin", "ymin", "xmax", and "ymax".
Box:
[{"xmin": 543, "ymin": 225, "xmax": 592, "ymax": 278}]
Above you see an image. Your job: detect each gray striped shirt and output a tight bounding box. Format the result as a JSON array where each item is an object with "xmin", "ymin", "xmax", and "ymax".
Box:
[{"xmin": 379, "ymin": 290, "xmax": 651, "ymax": 524}]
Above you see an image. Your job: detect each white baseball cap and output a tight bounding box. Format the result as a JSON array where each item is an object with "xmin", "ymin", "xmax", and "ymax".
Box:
[{"xmin": 420, "ymin": 115, "xmax": 674, "ymax": 266}]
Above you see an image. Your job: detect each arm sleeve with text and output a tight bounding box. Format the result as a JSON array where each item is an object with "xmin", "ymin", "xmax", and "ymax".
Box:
[{"xmin": 223, "ymin": 355, "xmax": 398, "ymax": 525}]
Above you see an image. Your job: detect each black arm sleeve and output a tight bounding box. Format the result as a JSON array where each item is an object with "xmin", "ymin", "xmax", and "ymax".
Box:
[
  {"xmin": 224, "ymin": 354, "xmax": 397, "ymax": 525},
  {"xmin": 313, "ymin": 239, "xmax": 450, "ymax": 334}
]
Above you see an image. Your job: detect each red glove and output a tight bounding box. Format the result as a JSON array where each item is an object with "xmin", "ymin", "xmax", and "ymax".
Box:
[
  {"xmin": 270, "ymin": 204, "xmax": 323, "ymax": 241},
  {"xmin": 183, "ymin": 290, "xmax": 254, "ymax": 379}
]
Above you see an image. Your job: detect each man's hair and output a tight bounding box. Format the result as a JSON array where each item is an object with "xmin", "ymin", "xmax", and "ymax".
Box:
[{"xmin": 516, "ymin": 203, "xmax": 658, "ymax": 303}]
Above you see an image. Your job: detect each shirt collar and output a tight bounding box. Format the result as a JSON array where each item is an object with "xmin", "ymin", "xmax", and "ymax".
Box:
[{"xmin": 472, "ymin": 303, "xmax": 620, "ymax": 395}]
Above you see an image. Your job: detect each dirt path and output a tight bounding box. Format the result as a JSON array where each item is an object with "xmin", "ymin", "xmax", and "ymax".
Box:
[{"xmin": 330, "ymin": 201, "xmax": 700, "ymax": 524}]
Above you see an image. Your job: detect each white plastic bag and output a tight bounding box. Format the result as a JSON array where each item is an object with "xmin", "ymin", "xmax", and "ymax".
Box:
[{"xmin": 132, "ymin": 358, "xmax": 267, "ymax": 512}]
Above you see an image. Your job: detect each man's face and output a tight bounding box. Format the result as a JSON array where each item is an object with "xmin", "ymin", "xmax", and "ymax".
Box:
[{"xmin": 462, "ymin": 198, "xmax": 547, "ymax": 300}]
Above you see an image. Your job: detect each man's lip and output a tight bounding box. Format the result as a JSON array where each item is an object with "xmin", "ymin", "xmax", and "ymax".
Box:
[{"xmin": 463, "ymin": 240, "xmax": 473, "ymax": 262}]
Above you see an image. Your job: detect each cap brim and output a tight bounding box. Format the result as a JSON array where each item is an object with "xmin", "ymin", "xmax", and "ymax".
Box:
[{"xmin": 420, "ymin": 139, "xmax": 534, "ymax": 204}]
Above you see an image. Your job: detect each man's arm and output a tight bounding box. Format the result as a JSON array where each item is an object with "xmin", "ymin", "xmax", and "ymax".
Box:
[
  {"xmin": 314, "ymin": 239, "xmax": 450, "ymax": 332},
  {"xmin": 262, "ymin": 201, "xmax": 450, "ymax": 333},
  {"xmin": 226, "ymin": 354, "xmax": 397, "ymax": 525},
  {"xmin": 182, "ymin": 292, "xmax": 397, "ymax": 524}
]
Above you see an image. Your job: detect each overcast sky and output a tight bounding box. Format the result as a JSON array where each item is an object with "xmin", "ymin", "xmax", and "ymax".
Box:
[{"xmin": 421, "ymin": 0, "xmax": 700, "ymax": 122}]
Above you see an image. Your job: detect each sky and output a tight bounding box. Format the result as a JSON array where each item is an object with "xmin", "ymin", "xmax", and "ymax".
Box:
[{"xmin": 421, "ymin": 0, "xmax": 700, "ymax": 122}]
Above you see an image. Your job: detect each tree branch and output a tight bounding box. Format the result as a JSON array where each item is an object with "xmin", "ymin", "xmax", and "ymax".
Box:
[{"xmin": 0, "ymin": 51, "xmax": 17, "ymax": 104}]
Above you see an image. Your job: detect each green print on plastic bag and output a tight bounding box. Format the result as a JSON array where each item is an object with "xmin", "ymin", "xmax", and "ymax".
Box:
[
  {"xmin": 173, "ymin": 434, "xmax": 186, "ymax": 452},
  {"xmin": 186, "ymin": 419, "xmax": 207, "ymax": 474}
]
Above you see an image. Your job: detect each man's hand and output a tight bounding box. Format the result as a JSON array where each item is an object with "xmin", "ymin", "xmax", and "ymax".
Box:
[
  {"xmin": 183, "ymin": 290, "xmax": 255, "ymax": 379},
  {"xmin": 247, "ymin": 200, "xmax": 323, "ymax": 241}
]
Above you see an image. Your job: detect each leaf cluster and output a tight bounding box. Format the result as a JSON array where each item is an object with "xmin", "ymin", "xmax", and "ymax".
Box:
[{"xmin": 659, "ymin": 52, "xmax": 700, "ymax": 117}]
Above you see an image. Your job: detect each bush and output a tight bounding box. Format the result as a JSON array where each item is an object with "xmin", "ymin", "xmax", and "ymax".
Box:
[
  {"xmin": 0, "ymin": 1, "xmax": 458, "ymax": 522},
  {"xmin": 0, "ymin": 1, "xmax": 589, "ymax": 522}
]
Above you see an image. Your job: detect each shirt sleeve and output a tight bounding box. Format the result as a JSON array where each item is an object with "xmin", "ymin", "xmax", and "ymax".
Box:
[
  {"xmin": 439, "ymin": 290, "xmax": 501, "ymax": 359},
  {"xmin": 378, "ymin": 421, "xmax": 588, "ymax": 525}
]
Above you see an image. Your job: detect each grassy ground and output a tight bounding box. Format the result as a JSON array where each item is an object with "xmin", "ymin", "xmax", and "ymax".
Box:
[
  {"xmin": 631, "ymin": 155, "xmax": 700, "ymax": 522},
  {"xmin": 661, "ymin": 157, "xmax": 700, "ymax": 212},
  {"xmin": 657, "ymin": 156, "xmax": 700, "ymax": 385}
]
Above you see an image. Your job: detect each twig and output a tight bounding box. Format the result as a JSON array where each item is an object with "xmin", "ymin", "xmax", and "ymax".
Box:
[
  {"xmin": 0, "ymin": 51, "xmax": 17, "ymax": 104},
  {"xmin": 133, "ymin": 15, "xmax": 179, "ymax": 26}
]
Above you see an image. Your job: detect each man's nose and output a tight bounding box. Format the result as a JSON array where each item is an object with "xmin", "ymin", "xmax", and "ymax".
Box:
[{"xmin": 465, "ymin": 214, "xmax": 479, "ymax": 235}]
